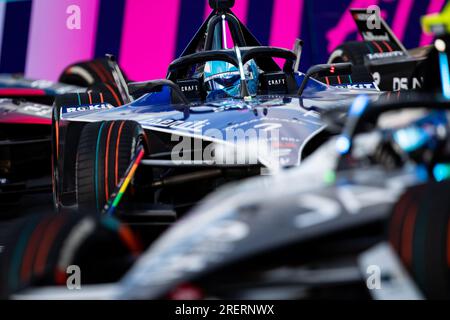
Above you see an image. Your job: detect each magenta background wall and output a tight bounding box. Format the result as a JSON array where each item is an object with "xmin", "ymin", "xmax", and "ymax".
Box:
[
  {"xmin": 119, "ymin": 1, "xmax": 181, "ymax": 82},
  {"xmin": 0, "ymin": 0, "xmax": 447, "ymax": 82},
  {"xmin": 25, "ymin": 0, "xmax": 100, "ymax": 81}
]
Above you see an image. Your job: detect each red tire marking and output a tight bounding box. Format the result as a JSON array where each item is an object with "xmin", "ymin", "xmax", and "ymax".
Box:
[
  {"xmin": 55, "ymin": 120, "xmax": 59, "ymax": 158},
  {"xmin": 20, "ymin": 218, "xmax": 51, "ymax": 282},
  {"xmin": 54, "ymin": 269, "xmax": 67, "ymax": 285},
  {"xmin": 98, "ymin": 61, "xmax": 114, "ymax": 82},
  {"xmin": 115, "ymin": 121, "xmax": 126, "ymax": 185},
  {"xmin": 89, "ymin": 62, "xmax": 107, "ymax": 82},
  {"xmin": 99, "ymin": 92, "xmax": 104, "ymax": 103},
  {"xmin": 51, "ymin": 155, "xmax": 56, "ymax": 204},
  {"xmin": 34, "ymin": 216, "xmax": 65, "ymax": 275},
  {"xmin": 88, "ymin": 91, "xmax": 93, "ymax": 105},
  {"xmin": 325, "ymin": 76, "xmax": 330, "ymax": 85},
  {"xmin": 372, "ymin": 41, "xmax": 384, "ymax": 53},
  {"xmin": 382, "ymin": 41, "xmax": 393, "ymax": 52},
  {"xmin": 104, "ymin": 83, "xmax": 122, "ymax": 106},
  {"xmin": 337, "ymin": 75, "xmax": 342, "ymax": 84},
  {"xmin": 401, "ymin": 204, "xmax": 418, "ymax": 268},
  {"xmin": 389, "ymin": 193, "xmax": 410, "ymax": 251}
]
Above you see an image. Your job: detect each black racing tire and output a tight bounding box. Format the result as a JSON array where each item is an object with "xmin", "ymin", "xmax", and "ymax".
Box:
[
  {"xmin": 389, "ymin": 181, "xmax": 450, "ymax": 299},
  {"xmin": 87, "ymin": 82, "xmax": 125, "ymax": 107},
  {"xmin": 76, "ymin": 121, "xmax": 145, "ymax": 214},
  {"xmin": 58, "ymin": 58, "xmax": 117, "ymax": 88},
  {"xmin": 0, "ymin": 213, "xmax": 141, "ymax": 298},
  {"xmin": 328, "ymin": 40, "xmax": 399, "ymax": 65},
  {"xmin": 52, "ymin": 92, "xmax": 124, "ymax": 211}
]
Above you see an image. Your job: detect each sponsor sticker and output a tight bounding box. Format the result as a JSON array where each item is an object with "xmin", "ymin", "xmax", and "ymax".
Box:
[
  {"xmin": 141, "ymin": 118, "xmax": 210, "ymax": 133},
  {"xmin": 333, "ymin": 82, "xmax": 379, "ymax": 90},
  {"xmin": 365, "ymin": 51, "xmax": 404, "ymax": 61},
  {"xmin": 61, "ymin": 103, "xmax": 114, "ymax": 114},
  {"xmin": 180, "ymin": 84, "xmax": 199, "ymax": 92}
]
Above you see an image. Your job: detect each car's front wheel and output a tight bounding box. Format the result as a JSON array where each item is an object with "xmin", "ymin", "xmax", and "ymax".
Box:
[{"xmin": 76, "ymin": 120, "xmax": 145, "ymax": 214}]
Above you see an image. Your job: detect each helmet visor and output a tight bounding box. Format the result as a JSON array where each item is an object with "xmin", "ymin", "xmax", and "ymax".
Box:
[{"xmin": 204, "ymin": 71, "xmax": 240, "ymax": 92}]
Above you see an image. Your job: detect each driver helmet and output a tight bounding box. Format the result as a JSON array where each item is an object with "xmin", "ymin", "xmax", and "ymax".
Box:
[{"xmin": 203, "ymin": 60, "xmax": 260, "ymax": 100}]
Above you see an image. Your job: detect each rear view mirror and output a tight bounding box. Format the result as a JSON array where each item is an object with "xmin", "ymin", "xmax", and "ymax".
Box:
[
  {"xmin": 128, "ymin": 80, "xmax": 190, "ymax": 113},
  {"xmin": 307, "ymin": 63, "xmax": 353, "ymax": 78},
  {"xmin": 298, "ymin": 63, "xmax": 353, "ymax": 96},
  {"xmin": 293, "ymin": 39, "xmax": 304, "ymax": 73}
]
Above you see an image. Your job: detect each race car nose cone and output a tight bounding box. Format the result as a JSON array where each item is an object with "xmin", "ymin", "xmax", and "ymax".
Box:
[{"xmin": 209, "ymin": 0, "xmax": 235, "ymax": 10}]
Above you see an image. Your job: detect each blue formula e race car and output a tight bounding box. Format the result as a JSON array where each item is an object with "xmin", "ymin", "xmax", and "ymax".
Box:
[{"xmin": 52, "ymin": 0, "xmax": 383, "ymax": 226}]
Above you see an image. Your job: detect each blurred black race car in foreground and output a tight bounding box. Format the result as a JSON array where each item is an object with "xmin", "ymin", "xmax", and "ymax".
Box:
[
  {"xmin": 112, "ymin": 93, "xmax": 450, "ymax": 300},
  {"xmin": 4, "ymin": 92, "xmax": 450, "ymax": 300},
  {"xmin": 328, "ymin": 3, "xmax": 450, "ymax": 94}
]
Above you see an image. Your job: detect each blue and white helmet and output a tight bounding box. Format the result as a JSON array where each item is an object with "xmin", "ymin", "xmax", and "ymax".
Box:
[{"xmin": 204, "ymin": 60, "xmax": 260, "ymax": 99}]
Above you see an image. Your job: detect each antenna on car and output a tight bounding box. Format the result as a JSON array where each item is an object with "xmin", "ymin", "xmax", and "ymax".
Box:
[
  {"xmin": 234, "ymin": 45, "xmax": 252, "ymax": 101},
  {"xmin": 221, "ymin": 14, "xmax": 228, "ymax": 49},
  {"xmin": 209, "ymin": 0, "xmax": 235, "ymax": 48},
  {"xmin": 179, "ymin": 0, "xmax": 265, "ymax": 57},
  {"xmin": 209, "ymin": 0, "xmax": 235, "ymax": 11},
  {"xmin": 204, "ymin": 0, "xmax": 247, "ymax": 51}
]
